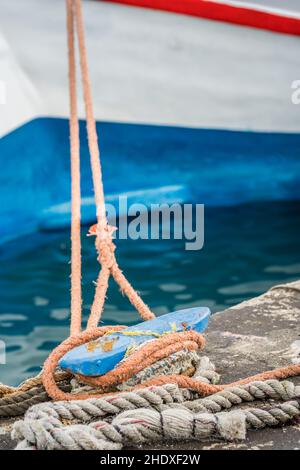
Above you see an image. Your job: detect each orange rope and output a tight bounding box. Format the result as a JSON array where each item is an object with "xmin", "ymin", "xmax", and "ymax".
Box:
[
  {"xmin": 74, "ymin": 0, "xmax": 154, "ymax": 325},
  {"xmin": 43, "ymin": 331, "xmax": 205, "ymax": 400},
  {"xmin": 43, "ymin": 328, "xmax": 300, "ymax": 401},
  {"xmin": 67, "ymin": 0, "xmax": 82, "ymax": 336},
  {"xmin": 68, "ymin": 0, "xmax": 154, "ymax": 332},
  {"xmin": 42, "ymin": 0, "xmax": 154, "ymax": 399},
  {"xmin": 42, "ymin": 0, "xmax": 300, "ymax": 402}
]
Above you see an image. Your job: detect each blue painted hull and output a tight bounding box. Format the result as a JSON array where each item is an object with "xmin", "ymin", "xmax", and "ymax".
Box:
[
  {"xmin": 59, "ymin": 306, "xmax": 210, "ymax": 376},
  {"xmin": 1, "ymin": 118, "xmax": 300, "ymax": 245}
]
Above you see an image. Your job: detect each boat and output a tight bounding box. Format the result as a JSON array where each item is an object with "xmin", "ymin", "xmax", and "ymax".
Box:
[{"xmin": 0, "ymin": 1, "xmax": 300, "ymax": 245}]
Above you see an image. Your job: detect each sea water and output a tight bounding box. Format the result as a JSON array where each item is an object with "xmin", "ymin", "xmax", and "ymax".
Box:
[{"xmin": 0, "ymin": 200, "xmax": 299, "ymax": 385}]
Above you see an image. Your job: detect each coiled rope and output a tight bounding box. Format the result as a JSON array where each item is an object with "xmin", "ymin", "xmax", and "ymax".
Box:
[
  {"xmin": 0, "ymin": 354, "xmax": 215, "ymax": 417},
  {"xmin": 21, "ymin": 380, "xmax": 300, "ymax": 422},
  {"xmin": 12, "ymin": 379, "xmax": 300, "ymax": 450}
]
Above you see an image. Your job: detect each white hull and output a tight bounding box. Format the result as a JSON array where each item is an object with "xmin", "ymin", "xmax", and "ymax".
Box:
[{"xmin": 0, "ymin": 0, "xmax": 300, "ymax": 136}]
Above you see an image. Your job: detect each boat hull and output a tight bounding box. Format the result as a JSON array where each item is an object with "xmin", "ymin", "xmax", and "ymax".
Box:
[{"xmin": 1, "ymin": 1, "xmax": 300, "ymax": 244}]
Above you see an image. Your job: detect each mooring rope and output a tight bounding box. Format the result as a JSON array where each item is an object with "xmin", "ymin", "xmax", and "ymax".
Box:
[
  {"xmin": 66, "ymin": 0, "xmax": 82, "ymax": 336},
  {"xmin": 67, "ymin": 0, "xmax": 155, "ymax": 326},
  {"xmin": 0, "ymin": 371, "xmax": 71, "ymax": 417},
  {"xmin": 0, "ymin": 353, "xmax": 215, "ymax": 417},
  {"xmin": 22, "ymin": 380, "xmax": 300, "ymax": 423},
  {"xmin": 43, "ymin": 331, "xmax": 207, "ymax": 400},
  {"xmin": 12, "ymin": 379, "xmax": 300, "ymax": 450},
  {"xmin": 38, "ymin": 0, "xmax": 159, "ymax": 401},
  {"xmin": 40, "ymin": 0, "xmax": 300, "ymax": 405}
]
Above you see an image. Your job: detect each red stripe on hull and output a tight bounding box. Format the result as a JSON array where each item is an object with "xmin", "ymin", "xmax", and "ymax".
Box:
[{"xmin": 100, "ymin": 0, "xmax": 300, "ymax": 36}]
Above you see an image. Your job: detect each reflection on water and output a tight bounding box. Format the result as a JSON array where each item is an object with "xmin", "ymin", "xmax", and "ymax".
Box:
[{"xmin": 0, "ymin": 201, "xmax": 300, "ymax": 385}]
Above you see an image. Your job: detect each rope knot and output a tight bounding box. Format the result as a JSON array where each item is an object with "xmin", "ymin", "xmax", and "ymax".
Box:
[{"xmin": 89, "ymin": 223, "xmax": 117, "ymax": 270}]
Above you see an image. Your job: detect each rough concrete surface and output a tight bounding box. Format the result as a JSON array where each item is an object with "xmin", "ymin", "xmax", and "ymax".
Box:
[{"xmin": 1, "ymin": 280, "xmax": 300, "ymax": 450}]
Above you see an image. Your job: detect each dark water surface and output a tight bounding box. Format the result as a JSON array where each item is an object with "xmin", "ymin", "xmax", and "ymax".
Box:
[{"xmin": 0, "ymin": 201, "xmax": 300, "ymax": 385}]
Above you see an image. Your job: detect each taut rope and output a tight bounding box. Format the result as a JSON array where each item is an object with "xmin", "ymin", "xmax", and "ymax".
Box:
[
  {"xmin": 42, "ymin": 0, "xmax": 157, "ymax": 400},
  {"xmin": 66, "ymin": 0, "xmax": 154, "ymax": 331}
]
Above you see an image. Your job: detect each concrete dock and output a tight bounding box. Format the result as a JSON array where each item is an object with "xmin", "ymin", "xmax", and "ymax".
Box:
[{"xmin": 1, "ymin": 280, "xmax": 300, "ymax": 450}]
